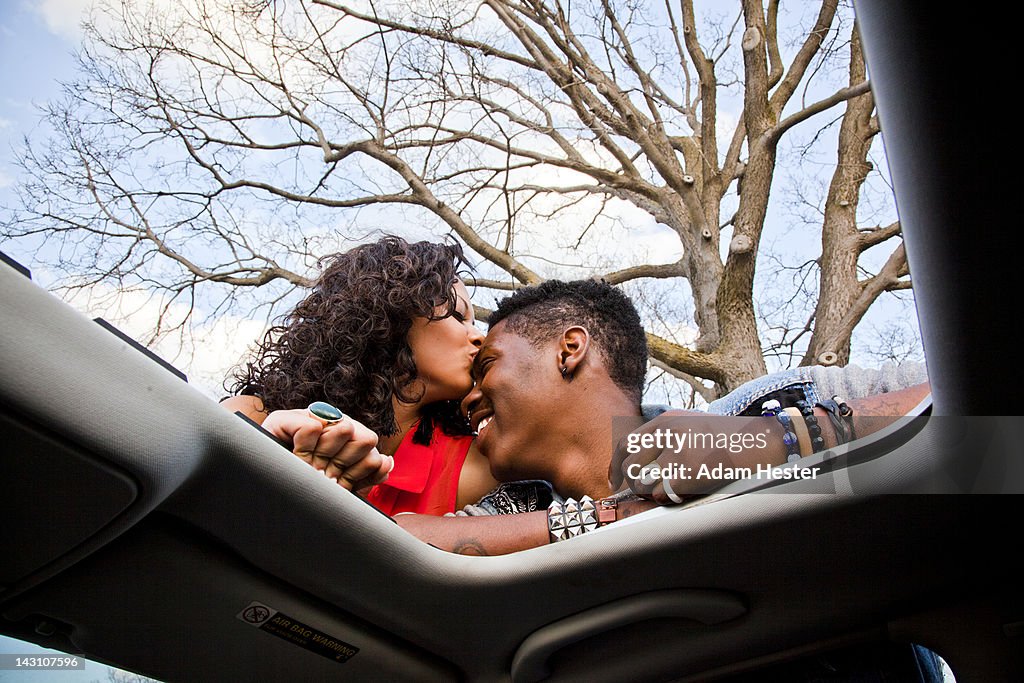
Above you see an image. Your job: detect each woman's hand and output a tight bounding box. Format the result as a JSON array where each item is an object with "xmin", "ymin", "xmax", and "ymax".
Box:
[{"xmin": 261, "ymin": 408, "xmax": 394, "ymax": 491}]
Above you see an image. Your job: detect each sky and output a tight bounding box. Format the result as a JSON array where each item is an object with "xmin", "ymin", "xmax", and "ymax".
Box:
[
  {"xmin": 0, "ymin": 1, "xmax": 84, "ymax": 201},
  {"xmin": 0, "ymin": 0, "xmax": 670, "ymax": 404},
  {"xmin": 0, "ymin": 0, "xmax": 926, "ymax": 404}
]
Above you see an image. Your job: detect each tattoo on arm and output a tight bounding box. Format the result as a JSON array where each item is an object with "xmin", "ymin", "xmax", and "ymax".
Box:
[
  {"xmin": 854, "ymin": 395, "xmax": 904, "ymax": 418},
  {"xmin": 450, "ymin": 538, "xmax": 489, "ymax": 556},
  {"xmin": 852, "ymin": 384, "xmax": 930, "ymax": 419}
]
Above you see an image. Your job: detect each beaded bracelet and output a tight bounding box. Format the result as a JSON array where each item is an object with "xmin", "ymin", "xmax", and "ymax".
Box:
[
  {"xmin": 761, "ymin": 399, "xmax": 801, "ymax": 463},
  {"xmin": 794, "ymin": 399, "xmax": 826, "ymax": 453}
]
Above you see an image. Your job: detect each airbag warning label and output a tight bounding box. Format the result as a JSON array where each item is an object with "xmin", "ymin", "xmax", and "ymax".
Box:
[{"xmin": 237, "ymin": 601, "xmax": 358, "ymax": 663}]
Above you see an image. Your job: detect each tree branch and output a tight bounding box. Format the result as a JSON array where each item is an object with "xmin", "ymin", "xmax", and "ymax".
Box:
[
  {"xmin": 646, "ymin": 332, "xmax": 723, "ymax": 385},
  {"xmin": 858, "ymin": 220, "xmax": 901, "ymax": 251},
  {"xmin": 767, "ymin": 80, "xmax": 871, "ymax": 143}
]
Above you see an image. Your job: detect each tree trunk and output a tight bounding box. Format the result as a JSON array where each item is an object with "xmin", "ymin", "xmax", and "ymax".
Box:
[{"xmin": 803, "ymin": 22, "xmax": 878, "ymax": 367}]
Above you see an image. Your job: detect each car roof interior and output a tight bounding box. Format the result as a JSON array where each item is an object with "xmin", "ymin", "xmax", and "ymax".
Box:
[{"xmin": 2, "ymin": 2, "xmax": 1021, "ymax": 681}]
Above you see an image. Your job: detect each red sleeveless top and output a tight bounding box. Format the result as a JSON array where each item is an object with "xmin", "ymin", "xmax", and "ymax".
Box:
[{"xmin": 364, "ymin": 424, "xmax": 474, "ymax": 516}]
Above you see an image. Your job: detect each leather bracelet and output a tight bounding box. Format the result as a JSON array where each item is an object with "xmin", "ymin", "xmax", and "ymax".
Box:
[
  {"xmin": 548, "ymin": 496, "xmax": 624, "ymax": 543},
  {"xmin": 783, "ymin": 407, "xmax": 812, "ymax": 457},
  {"xmin": 835, "ymin": 396, "xmax": 856, "ymax": 440},
  {"xmin": 548, "ymin": 496, "xmax": 598, "ymax": 543},
  {"xmin": 816, "ymin": 396, "xmax": 856, "ymax": 444},
  {"xmin": 794, "ymin": 399, "xmax": 826, "ymax": 453}
]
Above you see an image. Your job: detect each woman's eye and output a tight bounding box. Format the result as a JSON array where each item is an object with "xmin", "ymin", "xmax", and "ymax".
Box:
[{"xmin": 451, "ymin": 311, "xmax": 466, "ymax": 323}]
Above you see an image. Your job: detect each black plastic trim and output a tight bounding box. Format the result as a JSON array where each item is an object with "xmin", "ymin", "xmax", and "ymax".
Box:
[
  {"xmin": 91, "ymin": 318, "xmax": 188, "ymax": 382},
  {"xmin": 0, "ymin": 250, "xmax": 31, "ymax": 280}
]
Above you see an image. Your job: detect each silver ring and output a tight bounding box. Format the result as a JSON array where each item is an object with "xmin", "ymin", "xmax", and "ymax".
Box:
[
  {"xmin": 639, "ymin": 465, "xmax": 661, "ymax": 486},
  {"xmin": 308, "ymin": 401, "xmax": 344, "ymax": 425},
  {"xmin": 662, "ymin": 477, "xmax": 684, "ymax": 504}
]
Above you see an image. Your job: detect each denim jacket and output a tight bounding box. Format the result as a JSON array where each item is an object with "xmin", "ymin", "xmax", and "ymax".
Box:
[{"xmin": 708, "ymin": 361, "xmax": 928, "ymax": 416}]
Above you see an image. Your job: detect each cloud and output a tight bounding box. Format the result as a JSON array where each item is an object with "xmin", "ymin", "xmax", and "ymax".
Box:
[
  {"xmin": 32, "ymin": 0, "xmax": 96, "ymax": 41},
  {"xmin": 0, "ymin": 168, "xmax": 14, "ymax": 189},
  {"xmin": 61, "ymin": 282, "xmax": 268, "ymax": 400}
]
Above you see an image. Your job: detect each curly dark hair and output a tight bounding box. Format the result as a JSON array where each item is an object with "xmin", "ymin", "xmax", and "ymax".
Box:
[
  {"xmin": 228, "ymin": 236, "xmax": 473, "ymax": 444},
  {"xmin": 487, "ymin": 279, "xmax": 648, "ymax": 404}
]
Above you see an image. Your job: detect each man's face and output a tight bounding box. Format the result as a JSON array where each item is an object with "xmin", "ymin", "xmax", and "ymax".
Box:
[{"xmin": 461, "ymin": 321, "xmax": 560, "ymax": 482}]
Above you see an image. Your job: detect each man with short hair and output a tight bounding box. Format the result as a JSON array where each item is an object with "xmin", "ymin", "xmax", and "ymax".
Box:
[
  {"xmin": 397, "ymin": 279, "xmax": 929, "ymax": 554},
  {"xmin": 462, "ymin": 278, "xmax": 649, "ymax": 497}
]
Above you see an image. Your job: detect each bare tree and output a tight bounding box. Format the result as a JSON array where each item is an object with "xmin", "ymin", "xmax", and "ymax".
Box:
[{"xmin": 1, "ymin": 0, "xmax": 910, "ymax": 396}]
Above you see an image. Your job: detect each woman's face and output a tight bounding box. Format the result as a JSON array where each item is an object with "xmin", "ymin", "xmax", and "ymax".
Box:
[{"xmin": 405, "ymin": 279, "xmax": 484, "ymax": 404}]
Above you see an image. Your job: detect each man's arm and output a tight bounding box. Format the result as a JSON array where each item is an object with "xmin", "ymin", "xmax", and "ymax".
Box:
[
  {"xmin": 394, "ymin": 497, "xmax": 658, "ymax": 555},
  {"xmin": 612, "ymin": 382, "xmax": 932, "ymax": 502},
  {"xmin": 394, "ymin": 511, "xmax": 549, "ymax": 556},
  {"xmin": 847, "ymin": 381, "xmax": 930, "ymax": 423}
]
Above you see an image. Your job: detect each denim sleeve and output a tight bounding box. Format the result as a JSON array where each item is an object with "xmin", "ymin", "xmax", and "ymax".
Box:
[
  {"xmin": 706, "ymin": 367, "xmax": 815, "ymax": 415},
  {"xmin": 706, "ymin": 362, "xmax": 928, "ymax": 416},
  {"xmin": 806, "ymin": 361, "xmax": 928, "ymax": 402}
]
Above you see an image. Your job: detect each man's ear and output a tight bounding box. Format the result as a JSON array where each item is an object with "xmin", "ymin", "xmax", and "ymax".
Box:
[{"xmin": 559, "ymin": 326, "xmax": 590, "ymax": 377}]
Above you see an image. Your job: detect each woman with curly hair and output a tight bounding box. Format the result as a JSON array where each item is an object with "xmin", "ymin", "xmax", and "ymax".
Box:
[{"xmin": 220, "ymin": 236, "xmax": 498, "ymax": 515}]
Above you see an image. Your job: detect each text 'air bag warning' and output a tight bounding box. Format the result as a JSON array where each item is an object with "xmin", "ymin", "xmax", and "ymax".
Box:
[{"xmin": 237, "ymin": 601, "xmax": 358, "ymax": 664}]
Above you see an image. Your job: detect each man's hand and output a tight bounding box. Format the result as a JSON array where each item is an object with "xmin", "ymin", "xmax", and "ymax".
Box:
[{"xmin": 610, "ymin": 411, "xmax": 786, "ymax": 504}]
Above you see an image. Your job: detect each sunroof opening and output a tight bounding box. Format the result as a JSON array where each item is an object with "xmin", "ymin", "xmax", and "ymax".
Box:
[{"xmin": 0, "ymin": 0, "xmax": 928, "ymax": 544}]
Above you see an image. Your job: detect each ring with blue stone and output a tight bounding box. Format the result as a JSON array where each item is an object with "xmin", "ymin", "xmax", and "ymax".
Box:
[{"xmin": 308, "ymin": 401, "xmax": 344, "ymax": 425}]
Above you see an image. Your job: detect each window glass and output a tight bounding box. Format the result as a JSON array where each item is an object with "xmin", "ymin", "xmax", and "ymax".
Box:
[{"xmin": 0, "ymin": 635, "xmax": 162, "ymax": 682}]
